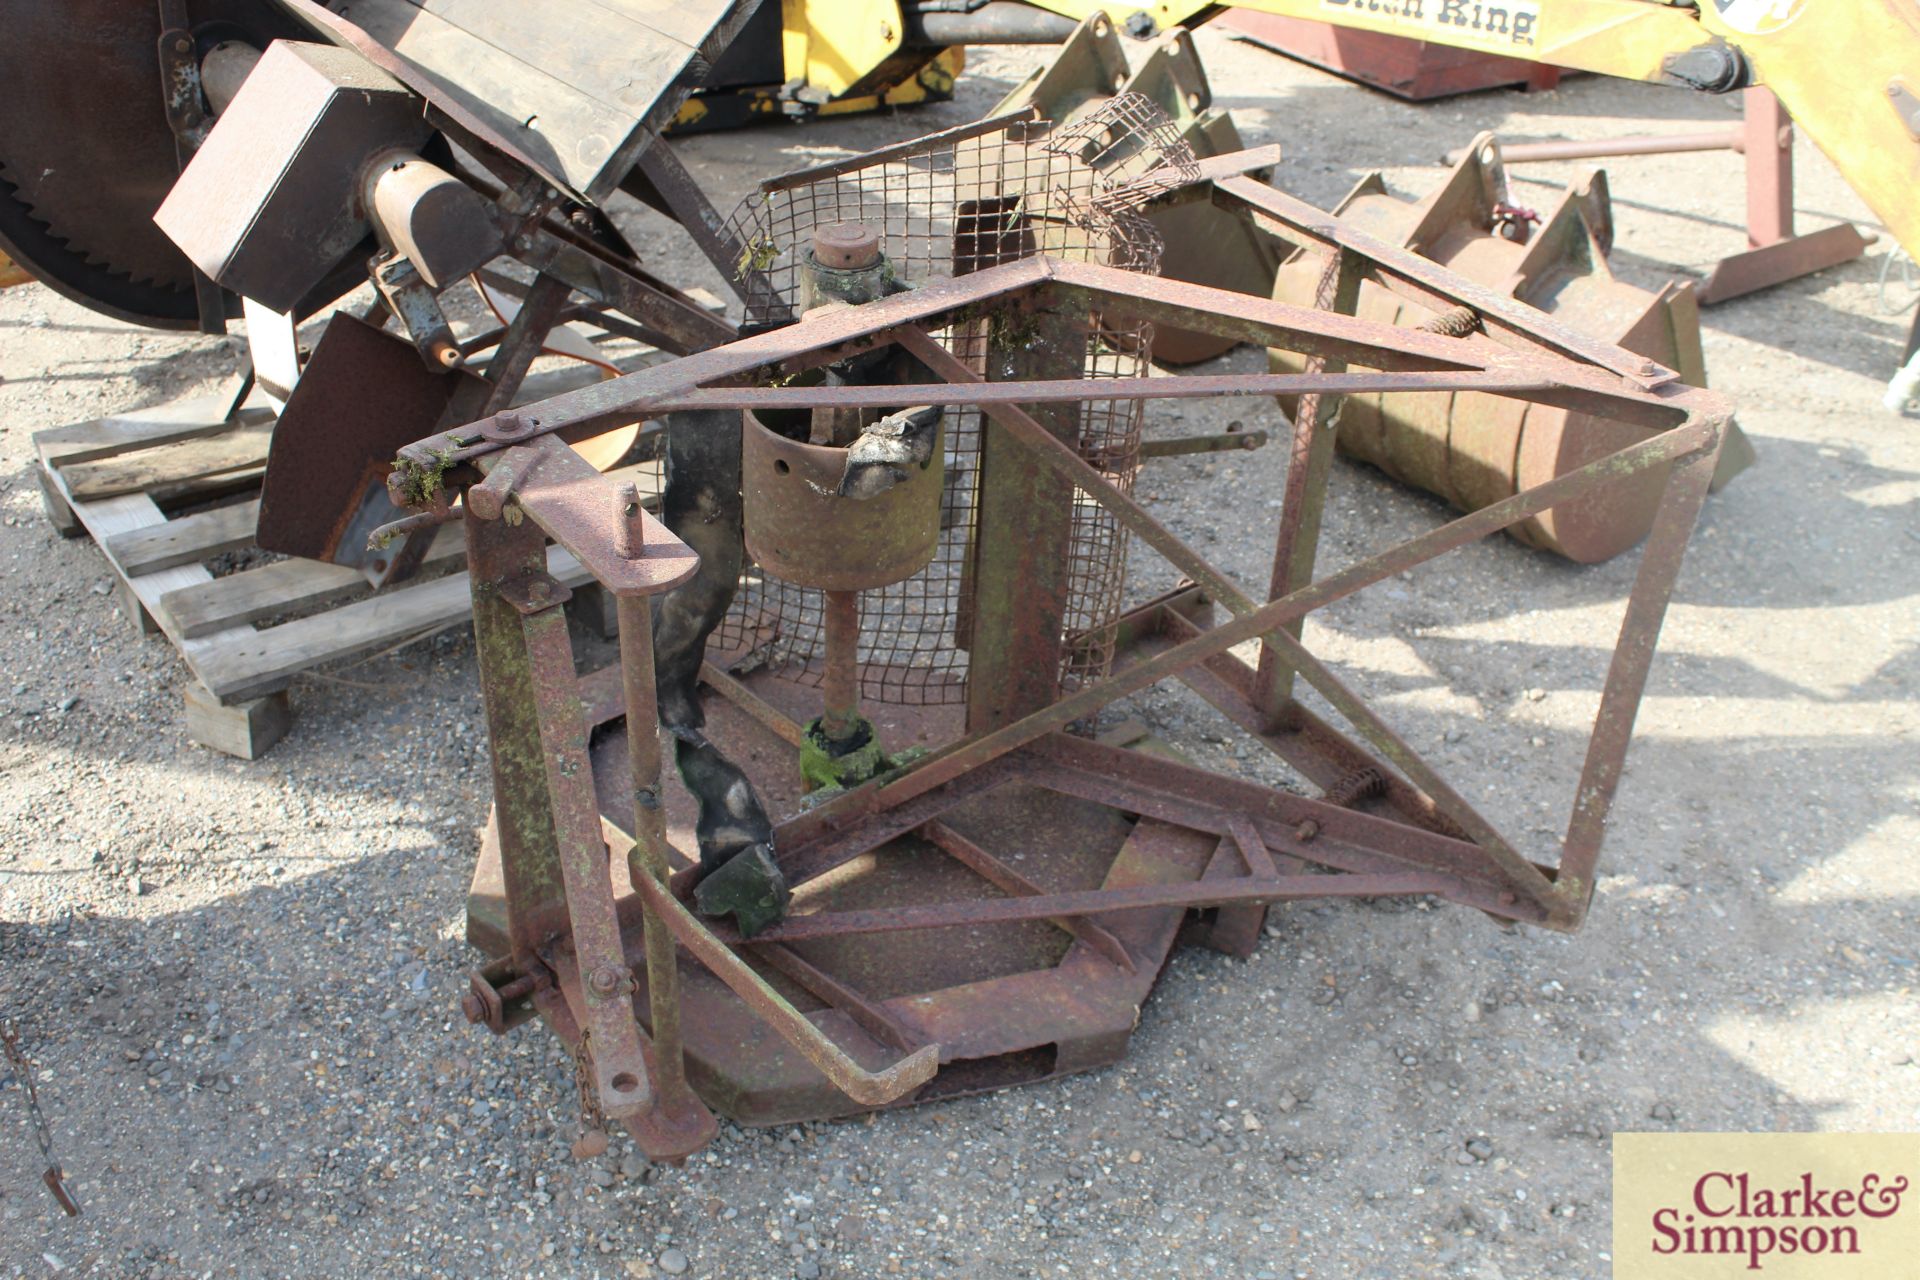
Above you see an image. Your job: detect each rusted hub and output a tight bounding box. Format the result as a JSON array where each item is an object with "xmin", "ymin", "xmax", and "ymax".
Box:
[
  {"xmin": 811, "ymin": 222, "xmax": 882, "ymax": 270},
  {"xmin": 741, "ymin": 411, "xmax": 943, "ymax": 591}
]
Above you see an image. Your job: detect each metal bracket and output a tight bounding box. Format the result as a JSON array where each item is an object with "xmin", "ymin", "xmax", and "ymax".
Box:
[
  {"xmin": 460, "ymin": 957, "xmax": 552, "ymax": 1034},
  {"xmin": 371, "ymin": 251, "xmax": 462, "ymax": 371},
  {"xmin": 497, "ymin": 570, "xmax": 572, "ymax": 615},
  {"xmin": 155, "ymin": 0, "xmax": 226, "ymax": 335}
]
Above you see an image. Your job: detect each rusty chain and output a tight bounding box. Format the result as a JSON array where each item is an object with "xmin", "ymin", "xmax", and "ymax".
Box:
[{"xmin": 1, "ymin": 1020, "xmax": 81, "ymax": 1215}]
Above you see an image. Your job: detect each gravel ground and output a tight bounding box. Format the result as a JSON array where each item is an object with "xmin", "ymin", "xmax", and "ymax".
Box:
[{"xmin": 3, "ymin": 26, "xmax": 1917, "ymax": 1280}]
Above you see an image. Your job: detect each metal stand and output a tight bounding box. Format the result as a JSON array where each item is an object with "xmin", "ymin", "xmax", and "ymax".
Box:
[{"xmin": 1456, "ymin": 88, "xmax": 1872, "ymax": 305}]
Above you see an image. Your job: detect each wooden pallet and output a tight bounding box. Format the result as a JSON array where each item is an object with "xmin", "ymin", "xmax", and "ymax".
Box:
[{"xmin": 35, "ymin": 389, "xmax": 651, "ymax": 758}]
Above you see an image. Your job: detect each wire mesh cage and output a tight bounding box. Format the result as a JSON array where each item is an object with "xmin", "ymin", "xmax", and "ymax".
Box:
[{"xmin": 713, "ymin": 95, "xmax": 1197, "ymax": 704}]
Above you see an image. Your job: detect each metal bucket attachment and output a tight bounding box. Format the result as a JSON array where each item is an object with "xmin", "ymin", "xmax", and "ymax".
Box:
[
  {"xmin": 986, "ymin": 16, "xmax": 1278, "ymax": 365},
  {"xmin": 1268, "ymin": 135, "xmax": 1753, "ymax": 563}
]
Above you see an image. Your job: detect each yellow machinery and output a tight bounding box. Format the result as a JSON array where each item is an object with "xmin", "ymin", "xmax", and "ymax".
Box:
[{"xmin": 722, "ymin": 1, "xmax": 1920, "ymax": 277}]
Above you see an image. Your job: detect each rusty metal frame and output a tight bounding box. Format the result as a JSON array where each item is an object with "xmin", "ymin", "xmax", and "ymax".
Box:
[{"xmin": 432, "ymin": 183, "xmax": 1730, "ymax": 1148}]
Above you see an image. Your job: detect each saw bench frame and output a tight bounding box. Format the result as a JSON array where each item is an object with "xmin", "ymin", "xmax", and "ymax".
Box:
[{"xmin": 430, "ymin": 182, "xmax": 1734, "ymax": 1155}]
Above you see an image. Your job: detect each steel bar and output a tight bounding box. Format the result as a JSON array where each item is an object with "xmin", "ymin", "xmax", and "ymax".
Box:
[
  {"xmin": 896, "ymin": 327, "xmax": 1249, "ymax": 612},
  {"xmin": 468, "ymin": 514, "xmax": 570, "ymax": 960},
  {"xmin": 1049, "ymin": 261, "xmax": 1494, "ymax": 375},
  {"xmin": 759, "ymin": 108, "xmax": 1040, "ymax": 192},
  {"xmin": 529, "ymin": 231, "xmax": 736, "ymax": 355},
  {"xmin": 749, "ymin": 943, "xmax": 925, "ymax": 1054},
  {"xmin": 1745, "ymin": 86, "xmax": 1793, "ymax": 249},
  {"xmin": 1255, "ymin": 627, "xmax": 1562, "ymax": 913},
  {"xmin": 636, "ymin": 370, "xmax": 1569, "ymax": 411},
  {"xmin": 1149, "ymin": 605, "xmax": 1467, "ymax": 838},
  {"xmin": 479, "ymin": 273, "xmax": 575, "ymax": 414},
  {"xmin": 1046, "ymin": 260, "xmax": 1691, "ymax": 429},
  {"xmin": 408, "ymin": 253, "xmax": 1706, "ymax": 476},
  {"xmin": 1138, "ymin": 428, "xmax": 1269, "ymax": 458},
  {"xmin": 964, "ymin": 303, "xmax": 1082, "ymax": 731},
  {"xmin": 1227, "ymin": 818, "xmax": 1279, "ymax": 879},
  {"xmin": 811, "ymin": 414, "xmax": 1719, "ymax": 831},
  {"xmin": 1212, "ymin": 176, "xmax": 1680, "ymax": 390},
  {"xmin": 1025, "ymin": 739, "xmax": 1550, "ymax": 925},
  {"xmin": 403, "ymin": 259, "xmax": 1058, "ymax": 467},
  {"xmin": 520, "ymin": 601, "xmax": 655, "ymax": 1119},
  {"xmin": 617, "ymin": 592, "xmax": 694, "ymax": 1110},
  {"xmin": 626, "ymin": 870, "xmax": 942, "ymax": 1107},
  {"xmin": 1556, "ymin": 440, "xmax": 1720, "ymax": 914},
  {"xmin": 768, "ymin": 755, "xmax": 1030, "ymax": 894},
  {"xmin": 632, "ymin": 139, "xmax": 788, "ymax": 318},
  {"xmin": 699, "ymin": 662, "xmax": 808, "ymax": 748},
  {"xmin": 920, "ymin": 821, "xmax": 1136, "ymax": 973},
  {"xmin": 1445, "ymin": 129, "xmax": 1743, "ymax": 165},
  {"xmin": 1255, "ymin": 246, "xmax": 1362, "ymax": 720},
  {"xmin": 704, "ymin": 872, "xmax": 1452, "ymax": 945}
]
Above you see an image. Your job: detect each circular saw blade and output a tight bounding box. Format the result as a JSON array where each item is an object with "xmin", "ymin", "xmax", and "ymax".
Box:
[{"xmin": 0, "ymin": 0, "xmax": 304, "ymax": 328}]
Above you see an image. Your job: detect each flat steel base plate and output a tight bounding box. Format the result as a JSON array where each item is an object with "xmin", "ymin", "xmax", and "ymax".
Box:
[{"xmin": 467, "ymin": 666, "xmax": 1229, "ymax": 1129}]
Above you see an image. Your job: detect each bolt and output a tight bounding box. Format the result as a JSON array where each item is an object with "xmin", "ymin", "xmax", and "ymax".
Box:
[
  {"xmin": 529, "ymin": 579, "xmax": 552, "ymax": 603},
  {"xmin": 1240, "ymin": 435, "xmax": 1260, "ymax": 451},
  {"xmin": 174, "ymin": 36, "xmax": 191, "ymax": 54},
  {"xmin": 1637, "ymin": 359, "xmax": 1659, "ymax": 376},
  {"xmin": 614, "ymin": 481, "xmax": 644, "ymax": 558},
  {"xmin": 1294, "ymin": 819, "xmax": 1320, "ymax": 843},
  {"xmin": 460, "ymin": 993, "xmax": 486, "ymax": 1023},
  {"xmin": 588, "ymin": 966, "xmax": 624, "ymax": 997},
  {"xmin": 1498, "ymin": 891, "xmax": 1518, "ymax": 907},
  {"xmin": 1123, "ymin": 10, "xmax": 1157, "ymax": 38}
]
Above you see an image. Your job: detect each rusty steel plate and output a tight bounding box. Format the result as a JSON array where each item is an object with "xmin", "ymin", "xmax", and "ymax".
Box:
[
  {"xmin": 467, "ymin": 668, "xmax": 1225, "ymax": 1128},
  {"xmin": 257, "ymin": 312, "xmax": 484, "ymax": 565},
  {"xmin": 741, "ymin": 411, "xmax": 944, "ymax": 592}
]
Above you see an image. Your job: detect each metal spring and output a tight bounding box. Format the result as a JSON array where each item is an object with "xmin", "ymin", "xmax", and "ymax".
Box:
[
  {"xmin": 1419, "ymin": 305, "xmax": 1481, "ymax": 338},
  {"xmin": 1323, "ymin": 765, "xmax": 1388, "ymax": 809}
]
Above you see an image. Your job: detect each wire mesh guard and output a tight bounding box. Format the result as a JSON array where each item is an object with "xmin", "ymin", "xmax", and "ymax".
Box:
[{"xmin": 712, "ymin": 95, "xmax": 1198, "ymax": 704}]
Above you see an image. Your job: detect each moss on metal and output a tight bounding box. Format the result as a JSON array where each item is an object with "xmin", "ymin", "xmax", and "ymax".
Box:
[{"xmin": 798, "ymin": 716, "xmax": 929, "ymax": 791}]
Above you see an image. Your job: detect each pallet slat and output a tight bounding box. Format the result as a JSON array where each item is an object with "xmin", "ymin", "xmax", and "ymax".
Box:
[
  {"xmin": 36, "ymin": 387, "xmax": 264, "ymax": 467},
  {"xmin": 160, "ymin": 522, "xmax": 468, "ymax": 638},
  {"xmin": 33, "ymin": 334, "xmax": 687, "ymax": 756},
  {"xmin": 191, "ymin": 546, "xmax": 591, "ymax": 702},
  {"xmin": 61, "ymin": 418, "xmax": 273, "ymax": 501},
  {"xmin": 105, "ymin": 499, "xmax": 261, "ymax": 575}
]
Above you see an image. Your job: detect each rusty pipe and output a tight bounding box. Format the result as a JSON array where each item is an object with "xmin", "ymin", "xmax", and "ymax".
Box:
[
  {"xmin": 820, "ymin": 590, "xmax": 862, "ymax": 744},
  {"xmin": 901, "ymin": 2, "xmax": 1079, "ymax": 45},
  {"xmin": 200, "ymin": 40, "xmax": 263, "ymax": 115},
  {"xmin": 362, "ymin": 150, "xmax": 502, "ymax": 290},
  {"xmin": 1444, "ymin": 127, "xmax": 1743, "ymax": 166}
]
